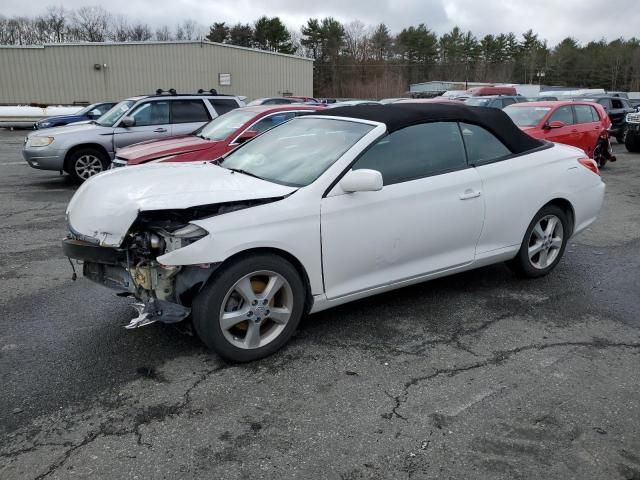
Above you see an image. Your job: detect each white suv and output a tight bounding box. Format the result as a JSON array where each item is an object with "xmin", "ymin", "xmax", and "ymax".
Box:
[{"xmin": 23, "ymin": 92, "xmax": 245, "ymax": 182}]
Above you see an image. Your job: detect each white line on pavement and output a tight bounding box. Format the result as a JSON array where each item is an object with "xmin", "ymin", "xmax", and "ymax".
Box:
[{"xmin": 0, "ymin": 162, "xmax": 27, "ymax": 165}]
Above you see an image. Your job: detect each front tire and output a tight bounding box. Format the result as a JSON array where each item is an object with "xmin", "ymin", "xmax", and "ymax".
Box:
[
  {"xmin": 66, "ymin": 148, "xmax": 109, "ymax": 183},
  {"xmin": 507, "ymin": 205, "xmax": 569, "ymax": 278},
  {"xmin": 625, "ymin": 134, "xmax": 640, "ymax": 153},
  {"xmin": 193, "ymin": 254, "xmax": 306, "ymax": 362}
]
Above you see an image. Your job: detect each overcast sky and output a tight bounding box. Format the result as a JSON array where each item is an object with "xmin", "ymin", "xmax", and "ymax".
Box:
[{"xmin": 3, "ymin": 0, "xmax": 636, "ymax": 45}]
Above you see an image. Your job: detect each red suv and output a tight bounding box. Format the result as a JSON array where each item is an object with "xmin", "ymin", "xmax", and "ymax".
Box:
[
  {"xmin": 111, "ymin": 105, "xmax": 323, "ymax": 167},
  {"xmin": 504, "ymin": 101, "xmax": 615, "ymax": 167}
]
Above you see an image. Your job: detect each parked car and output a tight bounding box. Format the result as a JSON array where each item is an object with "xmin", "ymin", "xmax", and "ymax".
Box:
[
  {"xmin": 504, "ymin": 101, "xmax": 614, "ymax": 168},
  {"xmin": 23, "ymin": 92, "xmax": 244, "ymax": 182},
  {"xmin": 577, "ymin": 96, "xmax": 635, "ymax": 143},
  {"xmin": 63, "ymin": 103, "xmax": 604, "ymax": 362},
  {"xmin": 623, "ymin": 111, "xmax": 640, "ymax": 152},
  {"xmin": 467, "ymin": 86, "xmax": 518, "ymax": 96},
  {"xmin": 285, "ymin": 96, "xmax": 318, "ymax": 102},
  {"xmin": 247, "ymin": 97, "xmax": 304, "ymax": 106},
  {"xmin": 465, "ymin": 95, "xmax": 528, "ymax": 109},
  {"xmin": 33, "ymin": 102, "xmax": 117, "ymax": 129},
  {"xmin": 111, "ymin": 105, "xmax": 324, "ymax": 167},
  {"xmin": 325, "ymin": 100, "xmax": 382, "ymax": 108}
]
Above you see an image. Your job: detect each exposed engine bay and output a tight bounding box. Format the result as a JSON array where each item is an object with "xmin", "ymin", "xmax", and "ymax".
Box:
[{"xmin": 64, "ymin": 199, "xmax": 278, "ymax": 329}]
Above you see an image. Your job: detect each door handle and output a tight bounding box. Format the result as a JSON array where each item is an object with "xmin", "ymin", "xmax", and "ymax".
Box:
[
  {"xmin": 153, "ymin": 128, "xmax": 168, "ymax": 133},
  {"xmin": 571, "ymin": 129, "xmax": 578, "ymax": 133},
  {"xmin": 459, "ymin": 189, "xmax": 481, "ymax": 200}
]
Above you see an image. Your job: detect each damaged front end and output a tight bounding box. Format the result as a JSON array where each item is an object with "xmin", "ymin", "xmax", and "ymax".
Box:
[{"xmin": 63, "ymin": 200, "xmax": 268, "ymax": 329}]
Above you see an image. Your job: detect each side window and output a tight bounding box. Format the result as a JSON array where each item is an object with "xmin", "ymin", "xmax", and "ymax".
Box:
[
  {"xmin": 128, "ymin": 101, "xmax": 170, "ymax": 126},
  {"xmin": 574, "ymin": 105, "xmax": 597, "ymax": 124},
  {"xmin": 589, "ymin": 106, "xmax": 600, "ymax": 121},
  {"xmin": 598, "ymin": 99, "xmax": 611, "ymax": 109},
  {"xmin": 352, "ymin": 122, "xmax": 466, "ymax": 186},
  {"xmin": 210, "ymin": 99, "xmax": 240, "ymax": 115},
  {"xmin": 460, "ymin": 123, "xmax": 511, "ymax": 165},
  {"xmin": 502, "ymin": 98, "xmax": 516, "ymax": 107},
  {"xmin": 548, "ymin": 106, "xmax": 574, "ymax": 125},
  {"xmin": 250, "ymin": 112, "xmax": 296, "ymax": 134},
  {"xmin": 611, "ymin": 99, "xmax": 623, "ymax": 109},
  {"xmin": 170, "ymin": 100, "xmax": 210, "ymax": 124}
]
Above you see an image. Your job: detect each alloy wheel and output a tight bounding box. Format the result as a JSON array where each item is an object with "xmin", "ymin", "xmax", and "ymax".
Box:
[
  {"xmin": 219, "ymin": 270, "xmax": 293, "ymax": 350},
  {"xmin": 527, "ymin": 215, "xmax": 564, "ymax": 269},
  {"xmin": 74, "ymin": 154, "xmax": 104, "ymax": 180}
]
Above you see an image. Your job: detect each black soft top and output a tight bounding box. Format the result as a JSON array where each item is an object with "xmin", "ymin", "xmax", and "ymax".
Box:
[{"xmin": 319, "ymin": 103, "xmax": 544, "ymax": 154}]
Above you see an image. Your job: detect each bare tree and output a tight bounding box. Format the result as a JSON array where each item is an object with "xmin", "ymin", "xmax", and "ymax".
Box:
[
  {"xmin": 44, "ymin": 6, "xmax": 67, "ymax": 43},
  {"xmin": 181, "ymin": 20, "xmax": 203, "ymax": 40},
  {"xmin": 111, "ymin": 14, "xmax": 130, "ymax": 41},
  {"xmin": 70, "ymin": 6, "xmax": 111, "ymax": 42},
  {"xmin": 129, "ymin": 23, "xmax": 152, "ymax": 41},
  {"xmin": 155, "ymin": 25, "xmax": 172, "ymax": 41}
]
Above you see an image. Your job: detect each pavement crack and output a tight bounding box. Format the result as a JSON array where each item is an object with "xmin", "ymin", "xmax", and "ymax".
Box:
[
  {"xmin": 28, "ymin": 363, "xmax": 229, "ymax": 477},
  {"xmin": 382, "ymin": 340, "xmax": 640, "ymax": 421}
]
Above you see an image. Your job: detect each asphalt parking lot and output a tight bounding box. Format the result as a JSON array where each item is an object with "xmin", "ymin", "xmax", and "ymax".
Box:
[{"xmin": 1, "ymin": 128, "xmax": 639, "ymax": 480}]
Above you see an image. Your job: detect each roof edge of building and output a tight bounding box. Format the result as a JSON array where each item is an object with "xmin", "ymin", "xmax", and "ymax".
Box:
[{"xmin": 0, "ymin": 40, "xmax": 314, "ymax": 62}]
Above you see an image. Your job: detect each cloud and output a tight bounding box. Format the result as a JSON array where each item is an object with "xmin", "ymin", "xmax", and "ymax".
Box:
[{"xmin": 1, "ymin": 0, "xmax": 637, "ymax": 46}]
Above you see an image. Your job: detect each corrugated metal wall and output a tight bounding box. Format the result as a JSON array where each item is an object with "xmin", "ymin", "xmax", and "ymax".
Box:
[{"xmin": 0, "ymin": 41, "xmax": 314, "ymax": 104}]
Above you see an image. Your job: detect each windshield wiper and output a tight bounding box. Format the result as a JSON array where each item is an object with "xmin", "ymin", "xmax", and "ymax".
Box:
[{"xmin": 225, "ymin": 167, "xmax": 265, "ymax": 180}]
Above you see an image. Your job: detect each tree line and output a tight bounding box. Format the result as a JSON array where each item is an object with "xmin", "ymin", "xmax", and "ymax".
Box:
[{"xmin": 2, "ymin": 6, "xmax": 640, "ymax": 97}]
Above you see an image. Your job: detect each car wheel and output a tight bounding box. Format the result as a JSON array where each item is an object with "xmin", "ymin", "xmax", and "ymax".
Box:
[
  {"xmin": 625, "ymin": 134, "xmax": 640, "ymax": 153},
  {"xmin": 593, "ymin": 141, "xmax": 607, "ymax": 168},
  {"xmin": 507, "ymin": 205, "xmax": 569, "ymax": 278},
  {"xmin": 67, "ymin": 148, "xmax": 108, "ymax": 183},
  {"xmin": 193, "ymin": 254, "xmax": 306, "ymax": 362},
  {"xmin": 616, "ymin": 125, "xmax": 628, "ymax": 144}
]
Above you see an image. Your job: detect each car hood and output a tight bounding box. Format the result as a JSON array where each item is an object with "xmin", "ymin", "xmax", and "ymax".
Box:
[
  {"xmin": 38, "ymin": 114, "xmax": 84, "ymax": 124},
  {"xmin": 28, "ymin": 122, "xmax": 112, "ymax": 138},
  {"xmin": 117, "ymin": 136, "xmax": 217, "ymax": 163},
  {"xmin": 66, "ymin": 162, "xmax": 297, "ymax": 247}
]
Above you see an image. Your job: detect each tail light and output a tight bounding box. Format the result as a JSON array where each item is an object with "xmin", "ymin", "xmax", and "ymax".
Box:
[{"xmin": 578, "ymin": 157, "xmax": 600, "ymax": 175}]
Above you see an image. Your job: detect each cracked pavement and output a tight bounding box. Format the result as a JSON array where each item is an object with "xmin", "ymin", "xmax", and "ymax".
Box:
[{"xmin": 1, "ymin": 129, "xmax": 640, "ymax": 479}]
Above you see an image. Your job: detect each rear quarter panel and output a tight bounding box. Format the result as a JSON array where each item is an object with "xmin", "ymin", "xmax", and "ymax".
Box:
[{"xmin": 474, "ymin": 143, "xmax": 604, "ymax": 256}]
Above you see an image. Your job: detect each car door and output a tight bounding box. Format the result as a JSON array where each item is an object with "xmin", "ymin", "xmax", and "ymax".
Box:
[
  {"xmin": 462, "ymin": 122, "xmax": 539, "ymax": 254},
  {"xmin": 573, "ymin": 104, "xmax": 601, "ymax": 155},
  {"xmin": 541, "ymin": 105, "xmax": 576, "ymax": 146},
  {"xmin": 113, "ymin": 100, "xmax": 171, "ymax": 149},
  {"xmin": 320, "ymin": 121, "xmax": 485, "ymax": 299},
  {"xmin": 170, "ymin": 99, "xmax": 212, "ymax": 136}
]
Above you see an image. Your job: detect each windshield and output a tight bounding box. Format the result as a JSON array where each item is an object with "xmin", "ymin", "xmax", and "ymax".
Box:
[
  {"xmin": 76, "ymin": 104, "xmax": 97, "ymax": 115},
  {"xmin": 96, "ymin": 100, "xmax": 136, "ymax": 127},
  {"xmin": 195, "ymin": 110, "xmax": 257, "ymax": 141},
  {"xmin": 504, "ymin": 106, "xmax": 551, "ymax": 127},
  {"xmin": 218, "ymin": 117, "xmax": 375, "ymax": 187},
  {"xmin": 465, "ymin": 97, "xmax": 491, "ymax": 106}
]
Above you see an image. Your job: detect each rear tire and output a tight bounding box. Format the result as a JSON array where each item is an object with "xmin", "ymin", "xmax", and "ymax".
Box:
[
  {"xmin": 625, "ymin": 134, "xmax": 640, "ymax": 153},
  {"xmin": 192, "ymin": 254, "xmax": 306, "ymax": 362},
  {"xmin": 507, "ymin": 205, "xmax": 569, "ymax": 278},
  {"xmin": 66, "ymin": 148, "xmax": 109, "ymax": 183},
  {"xmin": 592, "ymin": 140, "xmax": 608, "ymax": 168}
]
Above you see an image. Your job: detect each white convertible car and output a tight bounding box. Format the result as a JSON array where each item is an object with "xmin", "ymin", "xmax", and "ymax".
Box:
[{"xmin": 63, "ymin": 104, "xmax": 605, "ymax": 361}]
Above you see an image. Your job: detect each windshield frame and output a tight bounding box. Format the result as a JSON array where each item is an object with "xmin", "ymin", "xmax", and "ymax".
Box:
[
  {"xmin": 96, "ymin": 100, "xmax": 136, "ymax": 127},
  {"xmin": 217, "ymin": 116, "xmax": 378, "ymax": 187}
]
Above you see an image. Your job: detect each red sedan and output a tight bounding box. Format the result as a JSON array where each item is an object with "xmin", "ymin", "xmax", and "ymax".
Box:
[
  {"xmin": 504, "ymin": 101, "xmax": 615, "ymax": 167},
  {"xmin": 111, "ymin": 105, "xmax": 323, "ymax": 167}
]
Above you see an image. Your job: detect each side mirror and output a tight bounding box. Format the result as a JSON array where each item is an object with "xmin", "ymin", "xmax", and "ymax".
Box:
[
  {"xmin": 340, "ymin": 169, "xmax": 383, "ymax": 193},
  {"xmin": 236, "ymin": 130, "xmax": 258, "ymax": 143},
  {"xmin": 121, "ymin": 116, "xmax": 135, "ymax": 127},
  {"xmin": 545, "ymin": 120, "xmax": 565, "ymax": 129}
]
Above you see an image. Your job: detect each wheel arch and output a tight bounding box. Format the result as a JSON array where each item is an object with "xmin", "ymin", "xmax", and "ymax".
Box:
[
  {"xmin": 208, "ymin": 247, "xmax": 314, "ymax": 315},
  {"xmin": 63, "ymin": 143, "xmax": 110, "ymax": 172},
  {"xmin": 542, "ymin": 197, "xmax": 575, "ymax": 237}
]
